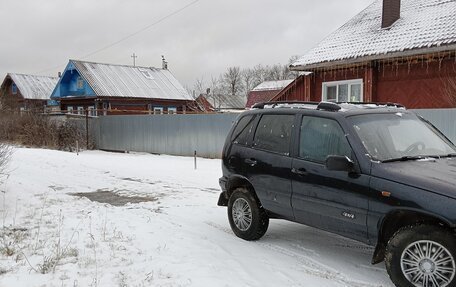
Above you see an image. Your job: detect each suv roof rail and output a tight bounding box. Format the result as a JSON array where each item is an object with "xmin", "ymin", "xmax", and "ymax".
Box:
[
  {"xmin": 337, "ymin": 102, "xmax": 405, "ymax": 109},
  {"xmin": 317, "ymin": 102, "xmax": 341, "ymax": 111},
  {"xmin": 252, "ymin": 101, "xmax": 406, "ymax": 111},
  {"xmin": 251, "ymin": 101, "xmax": 319, "ymax": 109}
]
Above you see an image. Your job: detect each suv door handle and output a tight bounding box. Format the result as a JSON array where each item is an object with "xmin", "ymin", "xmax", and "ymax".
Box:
[
  {"xmin": 244, "ymin": 158, "xmax": 257, "ymax": 166},
  {"xmin": 291, "ymin": 168, "xmax": 308, "ymax": 176}
]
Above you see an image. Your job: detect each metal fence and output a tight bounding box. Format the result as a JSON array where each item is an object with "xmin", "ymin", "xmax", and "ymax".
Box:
[
  {"xmin": 412, "ymin": 109, "xmax": 456, "ymax": 143},
  {"xmin": 90, "ymin": 109, "xmax": 456, "ymax": 159},
  {"xmin": 94, "ymin": 113, "xmax": 239, "ymax": 158}
]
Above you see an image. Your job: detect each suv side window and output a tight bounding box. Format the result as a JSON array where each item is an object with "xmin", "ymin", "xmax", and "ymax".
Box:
[
  {"xmin": 299, "ymin": 116, "xmax": 352, "ymax": 163},
  {"xmin": 232, "ymin": 115, "xmax": 255, "ymax": 146},
  {"xmin": 253, "ymin": 114, "xmax": 294, "ymax": 155}
]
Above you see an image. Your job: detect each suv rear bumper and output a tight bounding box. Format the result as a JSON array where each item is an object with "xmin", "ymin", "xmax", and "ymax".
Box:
[{"xmin": 217, "ymin": 177, "xmax": 228, "ymax": 206}]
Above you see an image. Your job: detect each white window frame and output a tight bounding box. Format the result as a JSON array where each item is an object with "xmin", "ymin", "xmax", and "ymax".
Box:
[
  {"xmin": 322, "ymin": 79, "xmax": 363, "ymax": 102},
  {"xmin": 88, "ymin": 106, "xmax": 96, "ymax": 116},
  {"xmin": 77, "ymin": 106, "xmax": 84, "ymax": 115},
  {"xmin": 167, "ymin": 107, "xmax": 177, "ymax": 114},
  {"xmin": 154, "ymin": 107, "xmax": 163, "ymax": 114},
  {"xmin": 67, "ymin": 106, "xmax": 74, "ymax": 114}
]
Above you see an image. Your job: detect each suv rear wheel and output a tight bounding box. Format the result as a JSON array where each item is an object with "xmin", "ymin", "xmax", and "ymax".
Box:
[
  {"xmin": 227, "ymin": 187, "xmax": 269, "ymax": 241},
  {"xmin": 385, "ymin": 225, "xmax": 456, "ymax": 287}
]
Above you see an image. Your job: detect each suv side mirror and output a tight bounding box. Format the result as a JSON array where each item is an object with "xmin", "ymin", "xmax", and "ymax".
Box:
[{"xmin": 326, "ymin": 155, "xmax": 354, "ymax": 172}]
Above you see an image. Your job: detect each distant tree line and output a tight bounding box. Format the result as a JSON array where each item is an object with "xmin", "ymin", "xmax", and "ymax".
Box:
[{"xmin": 190, "ymin": 56, "xmax": 301, "ymax": 109}]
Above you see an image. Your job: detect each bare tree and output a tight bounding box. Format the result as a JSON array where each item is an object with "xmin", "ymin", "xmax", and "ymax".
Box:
[
  {"xmin": 242, "ymin": 68, "xmax": 256, "ymax": 97},
  {"xmin": 193, "ymin": 77, "xmax": 206, "ymax": 97},
  {"xmin": 223, "ymin": 67, "xmax": 243, "ymax": 97},
  {"xmin": 209, "ymin": 76, "xmax": 226, "ymax": 110}
]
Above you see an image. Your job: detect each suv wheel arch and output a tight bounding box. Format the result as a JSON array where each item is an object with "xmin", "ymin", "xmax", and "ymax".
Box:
[
  {"xmin": 372, "ymin": 209, "xmax": 453, "ymax": 265},
  {"xmin": 226, "ymin": 175, "xmax": 259, "ymax": 202}
]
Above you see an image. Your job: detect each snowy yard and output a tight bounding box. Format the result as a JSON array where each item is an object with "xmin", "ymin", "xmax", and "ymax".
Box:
[{"xmin": 0, "ymin": 148, "xmax": 394, "ymax": 287}]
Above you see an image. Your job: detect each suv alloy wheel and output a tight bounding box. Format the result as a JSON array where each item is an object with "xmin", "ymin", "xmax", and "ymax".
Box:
[
  {"xmin": 386, "ymin": 225, "xmax": 456, "ymax": 287},
  {"xmin": 227, "ymin": 188, "xmax": 269, "ymax": 241}
]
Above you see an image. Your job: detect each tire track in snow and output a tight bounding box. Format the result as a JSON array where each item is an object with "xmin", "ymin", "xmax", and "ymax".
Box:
[{"xmin": 205, "ymin": 221, "xmax": 385, "ymax": 287}]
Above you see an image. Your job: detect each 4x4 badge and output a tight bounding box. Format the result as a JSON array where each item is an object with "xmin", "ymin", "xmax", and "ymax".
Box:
[{"xmin": 342, "ymin": 211, "xmax": 355, "ymax": 219}]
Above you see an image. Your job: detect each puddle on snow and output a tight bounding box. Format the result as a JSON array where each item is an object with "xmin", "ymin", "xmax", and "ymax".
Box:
[{"xmin": 70, "ymin": 190, "xmax": 157, "ymax": 206}]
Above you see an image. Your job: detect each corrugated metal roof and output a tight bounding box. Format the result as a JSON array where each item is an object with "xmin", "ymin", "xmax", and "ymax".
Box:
[
  {"xmin": 208, "ymin": 94, "xmax": 247, "ymax": 110},
  {"xmin": 252, "ymin": 80, "xmax": 293, "ymax": 91},
  {"xmin": 292, "ymin": 0, "xmax": 456, "ymax": 70},
  {"xmin": 246, "ymin": 90, "xmax": 280, "ymax": 108},
  {"xmin": 8, "ymin": 73, "xmax": 58, "ymax": 100},
  {"xmin": 72, "ymin": 60, "xmax": 193, "ymax": 100}
]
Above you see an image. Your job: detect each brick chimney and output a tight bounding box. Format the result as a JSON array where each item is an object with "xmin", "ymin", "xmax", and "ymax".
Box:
[{"xmin": 382, "ymin": 0, "xmax": 401, "ymax": 29}]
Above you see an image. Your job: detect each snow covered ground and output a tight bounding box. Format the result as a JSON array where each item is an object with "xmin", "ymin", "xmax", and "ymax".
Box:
[{"xmin": 0, "ymin": 148, "xmax": 394, "ymax": 287}]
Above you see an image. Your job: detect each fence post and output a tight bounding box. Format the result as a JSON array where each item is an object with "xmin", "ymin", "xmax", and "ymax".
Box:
[
  {"xmin": 194, "ymin": 150, "xmax": 197, "ymax": 170},
  {"xmin": 85, "ymin": 108, "xmax": 89, "ymax": 149}
]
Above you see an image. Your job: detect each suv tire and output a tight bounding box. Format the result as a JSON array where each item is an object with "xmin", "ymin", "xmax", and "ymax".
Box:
[
  {"xmin": 227, "ymin": 187, "xmax": 269, "ymax": 241},
  {"xmin": 385, "ymin": 225, "xmax": 456, "ymax": 287}
]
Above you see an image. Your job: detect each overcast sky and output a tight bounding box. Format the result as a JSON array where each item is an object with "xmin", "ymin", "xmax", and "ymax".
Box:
[{"xmin": 0, "ymin": 0, "xmax": 373, "ymax": 88}]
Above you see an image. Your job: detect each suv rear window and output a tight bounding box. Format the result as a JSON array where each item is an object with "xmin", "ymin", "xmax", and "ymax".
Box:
[
  {"xmin": 299, "ymin": 116, "xmax": 352, "ymax": 163},
  {"xmin": 232, "ymin": 115, "xmax": 255, "ymax": 146},
  {"xmin": 253, "ymin": 114, "xmax": 294, "ymax": 155}
]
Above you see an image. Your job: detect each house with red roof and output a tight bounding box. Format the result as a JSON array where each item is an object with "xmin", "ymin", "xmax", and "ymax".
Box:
[
  {"xmin": 273, "ymin": 0, "xmax": 456, "ymax": 108},
  {"xmin": 246, "ymin": 80, "xmax": 293, "ymax": 108}
]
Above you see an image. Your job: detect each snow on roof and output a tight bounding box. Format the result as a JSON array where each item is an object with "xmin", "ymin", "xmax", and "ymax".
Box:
[
  {"xmin": 252, "ymin": 80, "xmax": 293, "ymax": 91},
  {"xmin": 72, "ymin": 60, "xmax": 193, "ymax": 101},
  {"xmin": 7, "ymin": 73, "xmax": 58, "ymax": 100},
  {"xmin": 292, "ymin": 0, "xmax": 456, "ymax": 70}
]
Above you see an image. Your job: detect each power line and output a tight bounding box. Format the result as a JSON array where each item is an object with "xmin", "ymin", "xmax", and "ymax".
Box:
[
  {"xmin": 80, "ymin": 0, "xmax": 200, "ymax": 59},
  {"xmin": 36, "ymin": 0, "xmax": 200, "ymax": 74}
]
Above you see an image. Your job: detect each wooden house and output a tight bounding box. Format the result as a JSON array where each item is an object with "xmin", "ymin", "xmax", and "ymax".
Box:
[
  {"xmin": 273, "ymin": 0, "xmax": 456, "ymax": 109},
  {"xmin": 50, "ymin": 60, "xmax": 196, "ymax": 115},
  {"xmin": 246, "ymin": 80, "xmax": 293, "ymax": 108},
  {"xmin": 0, "ymin": 73, "xmax": 58, "ymax": 112}
]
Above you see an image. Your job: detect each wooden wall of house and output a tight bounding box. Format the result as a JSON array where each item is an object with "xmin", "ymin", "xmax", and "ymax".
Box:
[
  {"xmin": 376, "ymin": 57, "xmax": 456, "ymax": 108},
  {"xmin": 60, "ymin": 97, "xmax": 194, "ymax": 115},
  {"xmin": 274, "ymin": 55, "xmax": 456, "ymax": 109},
  {"xmin": 1, "ymin": 78, "xmax": 24, "ymax": 110}
]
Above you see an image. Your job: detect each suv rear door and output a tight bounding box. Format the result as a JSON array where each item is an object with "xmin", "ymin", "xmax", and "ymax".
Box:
[
  {"xmin": 291, "ymin": 115, "xmax": 370, "ymax": 243},
  {"xmin": 245, "ymin": 113, "xmax": 296, "ymax": 218}
]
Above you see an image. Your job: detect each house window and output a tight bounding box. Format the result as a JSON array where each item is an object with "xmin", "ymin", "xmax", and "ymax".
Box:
[
  {"xmin": 322, "ymin": 79, "xmax": 363, "ymax": 102},
  {"xmin": 88, "ymin": 106, "xmax": 96, "ymax": 116},
  {"xmin": 12, "ymin": 83, "xmax": 17, "ymax": 94},
  {"xmin": 77, "ymin": 106, "xmax": 84, "ymax": 115},
  {"xmin": 77, "ymin": 77, "xmax": 84, "ymax": 89},
  {"xmin": 154, "ymin": 107, "xmax": 163, "ymax": 114},
  {"xmin": 167, "ymin": 107, "xmax": 177, "ymax": 114},
  {"xmin": 67, "ymin": 106, "xmax": 74, "ymax": 114}
]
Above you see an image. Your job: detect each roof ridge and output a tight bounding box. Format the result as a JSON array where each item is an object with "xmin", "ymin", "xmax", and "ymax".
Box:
[
  {"xmin": 69, "ymin": 59, "xmax": 163, "ymax": 71},
  {"xmin": 8, "ymin": 72, "xmax": 58, "ymax": 79}
]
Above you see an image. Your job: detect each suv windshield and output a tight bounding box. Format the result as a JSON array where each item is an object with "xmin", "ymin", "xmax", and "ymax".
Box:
[{"xmin": 348, "ymin": 112, "xmax": 456, "ymax": 162}]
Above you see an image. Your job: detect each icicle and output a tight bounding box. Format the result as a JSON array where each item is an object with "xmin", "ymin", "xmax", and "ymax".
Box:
[
  {"xmin": 438, "ymin": 53, "xmax": 444, "ymax": 71},
  {"xmin": 407, "ymin": 58, "xmax": 411, "ymax": 74}
]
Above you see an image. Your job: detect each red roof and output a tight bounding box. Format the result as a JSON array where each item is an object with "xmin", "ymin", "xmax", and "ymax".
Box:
[{"xmin": 246, "ymin": 90, "xmax": 281, "ymax": 108}]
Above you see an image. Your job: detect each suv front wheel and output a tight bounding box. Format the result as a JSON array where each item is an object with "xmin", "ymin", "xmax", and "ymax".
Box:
[
  {"xmin": 227, "ymin": 187, "xmax": 269, "ymax": 241},
  {"xmin": 385, "ymin": 225, "xmax": 456, "ymax": 287}
]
